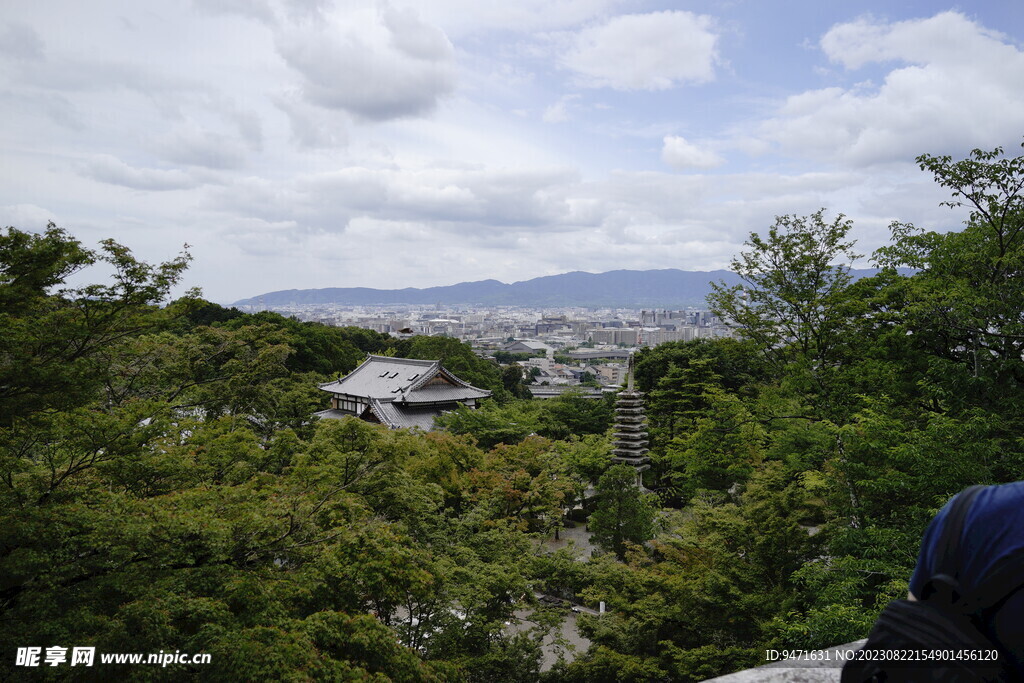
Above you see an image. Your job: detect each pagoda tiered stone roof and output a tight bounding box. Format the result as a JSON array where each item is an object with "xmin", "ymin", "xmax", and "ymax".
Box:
[
  {"xmin": 611, "ymin": 389, "xmax": 651, "ymax": 472},
  {"xmin": 315, "ymin": 355, "xmax": 491, "ymax": 430}
]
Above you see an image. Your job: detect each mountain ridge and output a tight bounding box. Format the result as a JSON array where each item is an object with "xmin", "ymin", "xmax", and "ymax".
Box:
[{"xmin": 232, "ymin": 268, "xmax": 888, "ymax": 309}]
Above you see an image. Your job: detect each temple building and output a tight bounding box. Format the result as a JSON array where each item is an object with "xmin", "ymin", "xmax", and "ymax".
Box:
[
  {"xmin": 315, "ymin": 355, "xmax": 491, "ymax": 431},
  {"xmin": 610, "ymin": 354, "xmax": 651, "ymax": 486}
]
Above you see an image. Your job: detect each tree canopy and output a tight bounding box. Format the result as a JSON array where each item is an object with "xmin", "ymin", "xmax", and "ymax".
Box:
[{"xmin": 5, "ymin": 142, "xmax": 1024, "ymax": 681}]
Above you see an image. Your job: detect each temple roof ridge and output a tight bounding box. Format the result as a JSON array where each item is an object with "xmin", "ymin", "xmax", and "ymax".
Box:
[{"xmin": 318, "ymin": 353, "xmax": 490, "ymax": 406}]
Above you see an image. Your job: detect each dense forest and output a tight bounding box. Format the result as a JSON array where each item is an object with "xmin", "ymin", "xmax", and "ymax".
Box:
[{"xmin": 2, "ymin": 144, "xmax": 1022, "ymax": 681}]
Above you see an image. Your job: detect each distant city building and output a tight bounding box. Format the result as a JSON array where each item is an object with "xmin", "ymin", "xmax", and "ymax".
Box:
[
  {"xmin": 505, "ymin": 340, "xmax": 553, "ymax": 356},
  {"xmin": 566, "ymin": 349, "xmax": 634, "ymax": 361},
  {"xmin": 535, "ymin": 315, "xmax": 571, "ymax": 335},
  {"xmin": 315, "ymin": 355, "xmax": 491, "ymax": 431},
  {"xmin": 260, "ymin": 301, "xmax": 734, "ymax": 349},
  {"xmin": 589, "ymin": 328, "xmax": 641, "ymax": 345},
  {"xmin": 519, "ymin": 356, "xmax": 554, "ymax": 372},
  {"xmin": 596, "ymin": 363, "xmax": 627, "ymax": 386},
  {"xmin": 529, "ymin": 385, "xmax": 605, "ymax": 399}
]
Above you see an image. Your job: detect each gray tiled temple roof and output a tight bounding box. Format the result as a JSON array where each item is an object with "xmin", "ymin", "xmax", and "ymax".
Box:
[
  {"xmin": 366, "ymin": 399, "xmax": 440, "ymax": 431},
  {"xmin": 316, "ymin": 355, "xmax": 491, "ymax": 431},
  {"xmin": 314, "ymin": 404, "xmax": 441, "ymax": 431},
  {"xmin": 318, "ymin": 356, "xmax": 441, "ymax": 399},
  {"xmin": 397, "ymin": 383, "xmax": 490, "ymax": 404},
  {"xmin": 312, "ymin": 408, "xmax": 350, "ymax": 420}
]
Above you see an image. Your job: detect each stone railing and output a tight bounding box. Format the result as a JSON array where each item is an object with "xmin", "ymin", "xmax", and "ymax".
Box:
[{"xmin": 705, "ymin": 641, "xmax": 867, "ymax": 682}]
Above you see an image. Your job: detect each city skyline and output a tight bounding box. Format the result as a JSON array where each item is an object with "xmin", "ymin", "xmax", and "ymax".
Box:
[{"xmin": 1, "ymin": 1, "xmax": 1023, "ymax": 303}]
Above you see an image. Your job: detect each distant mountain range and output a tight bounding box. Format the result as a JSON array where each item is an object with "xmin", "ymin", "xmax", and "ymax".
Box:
[{"xmin": 233, "ymin": 268, "xmax": 893, "ymax": 309}]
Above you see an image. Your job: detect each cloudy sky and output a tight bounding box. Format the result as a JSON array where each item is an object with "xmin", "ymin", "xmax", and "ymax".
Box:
[{"xmin": 1, "ymin": 1, "xmax": 1023, "ymax": 303}]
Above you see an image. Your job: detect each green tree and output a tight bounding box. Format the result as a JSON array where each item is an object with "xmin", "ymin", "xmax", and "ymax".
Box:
[
  {"xmin": 634, "ymin": 338, "xmax": 764, "ymax": 397},
  {"xmin": 501, "ymin": 364, "xmax": 532, "ymax": 399},
  {"xmin": 569, "ymin": 464, "xmax": 819, "ymax": 681},
  {"xmin": 553, "ymin": 434, "xmax": 611, "ymax": 488},
  {"xmin": 537, "ymin": 392, "xmax": 614, "ymax": 441},
  {"xmin": 1, "ymin": 227, "xmax": 552, "ymax": 680},
  {"xmin": 400, "ymin": 335, "xmax": 503, "ymax": 394},
  {"xmin": 875, "ymin": 144, "xmax": 1024, "ymax": 418},
  {"xmin": 434, "ymin": 400, "xmax": 541, "ymax": 450},
  {"xmin": 109, "ymin": 324, "xmax": 293, "ymax": 418},
  {"xmin": 221, "ymin": 311, "xmax": 374, "ymax": 376},
  {"xmin": 588, "ymin": 465, "xmax": 657, "ymax": 560},
  {"xmin": 660, "ymin": 386, "xmax": 765, "ymax": 503},
  {"xmin": 648, "ymin": 358, "xmax": 721, "ymax": 442},
  {"xmin": 707, "ymin": 210, "xmax": 862, "ymax": 412},
  {"xmin": 464, "ymin": 436, "xmax": 575, "ymax": 534},
  {"xmin": 0, "ymin": 224, "xmax": 191, "ymax": 423}
]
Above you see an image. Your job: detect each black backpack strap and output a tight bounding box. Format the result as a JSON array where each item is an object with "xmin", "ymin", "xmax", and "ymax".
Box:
[{"xmin": 921, "ymin": 485, "xmax": 987, "ymax": 602}]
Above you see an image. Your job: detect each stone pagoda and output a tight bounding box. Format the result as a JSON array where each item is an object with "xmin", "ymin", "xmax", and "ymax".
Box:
[{"xmin": 611, "ymin": 354, "xmax": 650, "ymax": 487}]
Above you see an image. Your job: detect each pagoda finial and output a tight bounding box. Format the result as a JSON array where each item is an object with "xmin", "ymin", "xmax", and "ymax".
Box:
[{"xmin": 627, "ymin": 352, "xmax": 635, "ymax": 392}]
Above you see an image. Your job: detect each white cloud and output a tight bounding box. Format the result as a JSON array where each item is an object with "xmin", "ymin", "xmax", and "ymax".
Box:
[
  {"xmin": 273, "ymin": 91, "xmax": 349, "ymax": 148},
  {"xmin": 0, "ymin": 2, "xmax": 1014, "ymax": 302},
  {"xmin": 542, "ymin": 94, "xmax": 581, "ymax": 123},
  {"xmin": 382, "ymin": 5, "xmax": 452, "ymax": 61},
  {"xmin": 193, "ymin": 0, "xmax": 277, "ymax": 25},
  {"xmin": 282, "ymin": 0, "xmax": 331, "ymax": 22},
  {"xmin": 0, "ymin": 203, "xmax": 57, "ymax": 229},
  {"xmin": 759, "ymin": 12, "xmax": 1024, "ymax": 165},
  {"xmin": 0, "ymin": 90, "xmax": 83, "ymax": 130},
  {"xmin": 275, "ymin": 4, "xmax": 456, "ymax": 121},
  {"xmin": 820, "ymin": 11, "xmax": 1012, "ymax": 70},
  {"xmin": 207, "ymin": 163, "xmax": 582, "ymax": 234},
  {"xmin": 405, "ymin": 0, "xmax": 627, "ymax": 37},
  {"xmin": 662, "ymin": 136, "xmax": 724, "ymax": 170},
  {"xmin": 0, "ymin": 21, "xmax": 45, "ymax": 61},
  {"xmin": 156, "ymin": 124, "xmax": 249, "ymax": 170},
  {"xmin": 80, "ymin": 155, "xmax": 203, "ymax": 191},
  {"xmin": 561, "ymin": 11, "xmax": 718, "ymax": 90}
]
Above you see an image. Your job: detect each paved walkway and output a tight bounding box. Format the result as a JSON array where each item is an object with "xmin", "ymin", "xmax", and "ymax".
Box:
[
  {"xmin": 507, "ymin": 605, "xmax": 594, "ymax": 672},
  {"xmin": 508, "ymin": 524, "xmax": 600, "ymax": 670},
  {"xmin": 538, "ymin": 522, "xmax": 598, "ymax": 558}
]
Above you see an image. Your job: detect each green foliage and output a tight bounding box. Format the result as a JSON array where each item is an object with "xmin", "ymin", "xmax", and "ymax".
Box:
[
  {"xmin": 552, "ymin": 434, "xmax": 612, "ymax": 487},
  {"xmin": 562, "ymin": 464, "xmax": 819, "ymax": 680},
  {"xmin": 221, "ymin": 311, "xmax": 380, "ymax": 376},
  {"xmin": 874, "ymin": 144, "xmax": 1024, "ymax": 423},
  {"xmin": 0, "ymin": 224, "xmax": 191, "ymax": 423},
  {"xmin": 434, "ymin": 400, "xmax": 541, "ymax": 450},
  {"xmin": 501, "ymin": 364, "xmax": 533, "ymax": 399},
  {"xmin": 399, "ymin": 335, "xmax": 503, "ymax": 394},
  {"xmin": 463, "ymin": 436, "xmax": 575, "ymax": 534},
  {"xmin": 169, "ymin": 297, "xmax": 244, "ymax": 328},
  {"xmin": 658, "ymin": 387, "xmax": 764, "ymax": 503},
  {"xmin": 536, "ymin": 392, "xmax": 614, "ymax": 441},
  {"xmin": 554, "ymin": 644, "xmax": 668, "ymax": 682},
  {"xmin": 634, "ymin": 338, "xmax": 765, "ymax": 396},
  {"xmin": 707, "ymin": 210, "xmax": 863, "ymax": 415},
  {"xmin": 634, "ymin": 339, "xmax": 767, "ymax": 461},
  {"xmin": 492, "ymin": 350, "xmax": 540, "ymax": 365},
  {"xmin": 0, "ymin": 226, "xmax": 558, "ymax": 681},
  {"xmin": 648, "ymin": 358, "xmax": 721, "ymax": 442},
  {"xmin": 436, "ymin": 393, "xmax": 612, "ymax": 451},
  {"xmin": 588, "ymin": 465, "xmax": 657, "ymax": 559},
  {"xmin": 8, "ymin": 141, "xmax": 1024, "ymax": 681}
]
